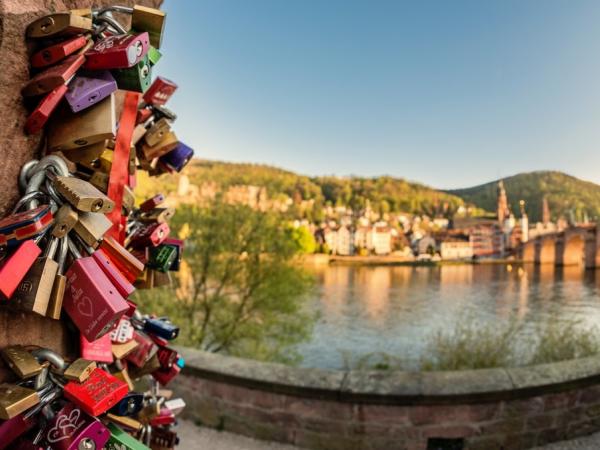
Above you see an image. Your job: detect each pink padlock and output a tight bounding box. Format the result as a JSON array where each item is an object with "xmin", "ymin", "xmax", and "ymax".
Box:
[{"xmin": 45, "ymin": 402, "xmax": 110, "ymax": 450}]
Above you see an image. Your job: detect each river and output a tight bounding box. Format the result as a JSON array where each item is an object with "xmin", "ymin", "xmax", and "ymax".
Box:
[{"xmin": 296, "ymin": 263, "xmax": 600, "ymax": 369}]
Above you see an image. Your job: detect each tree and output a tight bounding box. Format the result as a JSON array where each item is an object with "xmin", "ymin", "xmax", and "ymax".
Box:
[{"xmin": 135, "ymin": 199, "xmax": 315, "ymax": 364}]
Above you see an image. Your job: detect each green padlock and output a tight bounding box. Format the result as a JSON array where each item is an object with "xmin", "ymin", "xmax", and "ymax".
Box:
[
  {"xmin": 147, "ymin": 244, "xmax": 178, "ymax": 272},
  {"xmin": 147, "ymin": 46, "xmax": 162, "ymax": 67},
  {"xmin": 105, "ymin": 422, "xmax": 150, "ymax": 450},
  {"xmin": 111, "ymin": 55, "xmax": 152, "ymax": 93}
]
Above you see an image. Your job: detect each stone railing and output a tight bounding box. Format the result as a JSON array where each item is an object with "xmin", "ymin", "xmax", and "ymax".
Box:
[{"xmin": 174, "ymin": 347, "xmax": 600, "ymax": 450}]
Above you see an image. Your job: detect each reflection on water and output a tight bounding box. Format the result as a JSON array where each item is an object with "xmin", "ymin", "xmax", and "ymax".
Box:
[{"xmin": 296, "ymin": 264, "xmax": 600, "ymax": 369}]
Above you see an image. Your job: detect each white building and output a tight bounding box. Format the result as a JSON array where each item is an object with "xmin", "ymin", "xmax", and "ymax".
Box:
[{"xmin": 440, "ymin": 240, "xmax": 473, "ymax": 260}]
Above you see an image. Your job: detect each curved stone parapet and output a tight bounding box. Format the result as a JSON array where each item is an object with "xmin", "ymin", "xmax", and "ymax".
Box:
[{"xmin": 174, "ymin": 347, "xmax": 600, "ymax": 450}]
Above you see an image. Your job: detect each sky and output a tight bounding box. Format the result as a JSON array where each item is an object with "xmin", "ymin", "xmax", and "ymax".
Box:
[{"xmin": 157, "ymin": 0, "xmax": 600, "ymax": 189}]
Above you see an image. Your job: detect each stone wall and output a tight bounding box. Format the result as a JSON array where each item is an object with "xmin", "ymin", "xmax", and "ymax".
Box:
[{"xmin": 175, "ymin": 348, "xmax": 600, "ymax": 450}]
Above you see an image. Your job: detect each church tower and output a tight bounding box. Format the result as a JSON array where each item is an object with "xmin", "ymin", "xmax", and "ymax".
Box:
[{"xmin": 497, "ymin": 180, "xmax": 510, "ymax": 223}]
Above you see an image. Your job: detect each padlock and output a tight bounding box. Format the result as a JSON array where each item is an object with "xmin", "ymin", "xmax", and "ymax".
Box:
[
  {"xmin": 112, "ymin": 54, "xmax": 152, "ymax": 93},
  {"xmin": 45, "ymin": 401, "xmax": 111, "ymax": 450},
  {"xmin": 0, "ymin": 346, "xmax": 43, "ymax": 379},
  {"xmin": 149, "ymin": 428, "xmax": 179, "ymax": 449},
  {"xmin": 142, "ymin": 77, "xmax": 177, "ymax": 106},
  {"xmin": 145, "ymin": 246, "xmax": 177, "ymax": 275},
  {"xmin": 139, "ymin": 194, "xmax": 165, "ymax": 212},
  {"xmin": 0, "ymin": 240, "xmax": 42, "ymax": 299},
  {"xmin": 80, "ymin": 334, "xmax": 113, "ymax": 364},
  {"xmin": 0, "ymin": 205, "xmax": 52, "ymax": 247},
  {"xmin": 136, "ymin": 107, "xmax": 153, "ymax": 125},
  {"xmin": 162, "ymin": 237, "xmax": 183, "ymax": 271},
  {"xmin": 26, "ymin": 13, "xmax": 92, "ymax": 39},
  {"xmin": 105, "ymin": 422, "xmax": 150, "ymax": 450},
  {"xmin": 128, "ymin": 222, "xmax": 170, "ymax": 249},
  {"xmin": 47, "ymin": 93, "xmax": 116, "ymax": 152},
  {"xmin": 62, "ymin": 139, "xmax": 111, "ymax": 168},
  {"xmin": 54, "ymin": 175, "xmax": 115, "ymax": 213},
  {"xmin": 110, "ymin": 317, "xmax": 134, "ymax": 344},
  {"xmin": 158, "ymin": 141, "xmax": 194, "ymax": 173},
  {"xmin": 147, "ymin": 45, "xmax": 162, "ymax": 66},
  {"xmin": 151, "ymin": 104, "xmax": 177, "ymax": 122},
  {"xmin": 91, "ymin": 248, "xmax": 135, "ymax": 299},
  {"xmin": 105, "ymin": 413, "xmax": 143, "ymax": 433},
  {"xmin": 99, "ymin": 236, "xmax": 145, "ymax": 283},
  {"xmin": 70, "ymin": 8, "xmax": 92, "ymax": 17},
  {"xmin": 155, "ymin": 346, "xmax": 178, "ymax": 369},
  {"xmin": 144, "ymin": 118, "xmax": 171, "ymax": 147},
  {"xmin": 85, "ymin": 32, "xmax": 150, "ymax": 70},
  {"xmin": 30, "ymin": 34, "xmax": 88, "ymax": 68},
  {"xmin": 89, "ymin": 171, "xmax": 109, "ymax": 192},
  {"xmin": 52, "ymin": 204, "xmax": 78, "ymax": 238},
  {"xmin": 47, "ymin": 236, "xmax": 68, "ymax": 319},
  {"xmin": 112, "ymin": 340, "xmax": 139, "ymax": 360},
  {"xmin": 63, "ymin": 368, "xmax": 129, "ymax": 416},
  {"xmin": 63, "ymin": 358, "xmax": 97, "ymax": 383},
  {"xmin": 131, "ymin": 5, "xmax": 166, "ymax": 48},
  {"xmin": 164, "ymin": 398, "xmax": 185, "ymax": 416},
  {"xmin": 140, "ymin": 130, "xmax": 177, "ymax": 160},
  {"xmin": 65, "ymin": 70, "xmax": 117, "ymax": 112},
  {"xmin": 108, "ymin": 392, "xmax": 144, "ymax": 417},
  {"xmin": 129, "ymin": 353, "xmax": 161, "ymax": 380},
  {"xmin": 0, "ymin": 384, "xmax": 40, "ymax": 420},
  {"xmin": 139, "ymin": 207, "xmax": 174, "ymax": 224},
  {"xmin": 123, "ymin": 185, "xmax": 136, "ymax": 215},
  {"xmin": 73, "ymin": 211, "xmax": 112, "ymax": 248},
  {"xmin": 0, "ymin": 386, "xmax": 59, "ymax": 450},
  {"xmin": 112, "ymin": 360, "xmax": 135, "ymax": 391},
  {"xmin": 152, "ymin": 360, "xmax": 181, "ymax": 387},
  {"xmin": 136, "ymin": 395, "xmax": 160, "ymax": 422},
  {"xmin": 149, "ymin": 269, "xmax": 172, "ymax": 288},
  {"xmin": 64, "ymin": 240, "xmax": 129, "ymax": 341},
  {"xmin": 144, "ymin": 317, "xmax": 179, "ymax": 341},
  {"xmin": 150, "ymin": 407, "xmax": 175, "ymax": 427},
  {"xmin": 10, "ymin": 236, "xmax": 62, "ymax": 316},
  {"xmin": 24, "ymin": 84, "xmax": 68, "ymax": 135},
  {"xmin": 125, "ymin": 331, "xmax": 156, "ymax": 368},
  {"xmin": 21, "ymin": 54, "xmax": 84, "ymax": 97}
]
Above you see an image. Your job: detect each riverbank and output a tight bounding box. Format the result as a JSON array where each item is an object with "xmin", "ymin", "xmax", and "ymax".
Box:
[{"xmin": 303, "ymin": 253, "xmax": 519, "ymax": 267}]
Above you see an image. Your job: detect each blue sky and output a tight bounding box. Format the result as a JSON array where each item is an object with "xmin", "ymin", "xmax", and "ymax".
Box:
[{"xmin": 157, "ymin": 0, "xmax": 600, "ymax": 189}]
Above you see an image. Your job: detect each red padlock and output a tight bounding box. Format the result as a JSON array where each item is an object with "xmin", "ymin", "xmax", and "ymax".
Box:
[
  {"xmin": 22, "ymin": 54, "xmax": 85, "ymax": 97},
  {"xmin": 142, "ymin": 76, "xmax": 178, "ymax": 106},
  {"xmin": 84, "ymin": 32, "xmax": 150, "ymax": 70},
  {"xmin": 0, "ymin": 205, "xmax": 53, "ymax": 247},
  {"xmin": 64, "ymin": 368, "xmax": 129, "ymax": 416},
  {"xmin": 125, "ymin": 331, "xmax": 156, "ymax": 368},
  {"xmin": 99, "ymin": 236, "xmax": 145, "ymax": 283},
  {"xmin": 91, "ymin": 248, "xmax": 135, "ymax": 298},
  {"xmin": 139, "ymin": 193, "xmax": 165, "ymax": 212},
  {"xmin": 136, "ymin": 107, "xmax": 153, "ymax": 125},
  {"xmin": 156, "ymin": 345, "xmax": 178, "ymax": 369},
  {"xmin": 150, "ymin": 407, "xmax": 176, "ymax": 426},
  {"xmin": 25, "ymin": 84, "xmax": 68, "ymax": 134},
  {"xmin": 152, "ymin": 362, "xmax": 181, "ymax": 386},
  {"xmin": 63, "ymin": 255, "xmax": 129, "ymax": 341},
  {"xmin": 128, "ymin": 222, "xmax": 169, "ymax": 249},
  {"xmin": 0, "ymin": 240, "xmax": 42, "ymax": 300},
  {"xmin": 80, "ymin": 333, "xmax": 113, "ymax": 363},
  {"xmin": 30, "ymin": 35, "xmax": 88, "ymax": 68}
]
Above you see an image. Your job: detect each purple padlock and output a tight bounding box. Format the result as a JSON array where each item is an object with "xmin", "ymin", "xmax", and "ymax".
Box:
[
  {"xmin": 158, "ymin": 141, "xmax": 194, "ymax": 172},
  {"xmin": 65, "ymin": 70, "xmax": 117, "ymax": 113},
  {"xmin": 45, "ymin": 402, "xmax": 110, "ymax": 450}
]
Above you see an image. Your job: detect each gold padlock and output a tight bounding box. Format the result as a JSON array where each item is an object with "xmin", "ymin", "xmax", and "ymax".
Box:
[
  {"xmin": 112, "ymin": 340, "xmax": 139, "ymax": 360},
  {"xmin": 144, "ymin": 118, "xmax": 171, "ymax": 147},
  {"xmin": 132, "ymin": 124, "xmax": 148, "ymax": 145},
  {"xmin": 0, "ymin": 346, "xmax": 43, "ymax": 379},
  {"xmin": 47, "ymin": 94, "xmax": 116, "ymax": 152},
  {"xmin": 52, "ymin": 205, "xmax": 79, "ymax": 238},
  {"xmin": 132, "ymin": 5, "xmax": 166, "ymax": 48},
  {"xmin": 139, "ymin": 207, "xmax": 174, "ymax": 224},
  {"xmin": 140, "ymin": 130, "xmax": 178, "ymax": 160},
  {"xmin": 122, "ymin": 186, "xmax": 136, "ymax": 215},
  {"xmin": 47, "ymin": 238, "xmax": 68, "ymax": 320},
  {"xmin": 106, "ymin": 413, "xmax": 143, "ymax": 432},
  {"xmin": 70, "ymin": 8, "xmax": 92, "ymax": 18},
  {"xmin": 63, "ymin": 359, "xmax": 96, "ymax": 383},
  {"xmin": 73, "ymin": 211, "xmax": 112, "ymax": 248},
  {"xmin": 112, "ymin": 366, "xmax": 135, "ymax": 391},
  {"xmin": 62, "ymin": 140, "xmax": 111, "ymax": 168},
  {"xmin": 26, "ymin": 13, "xmax": 92, "ymax": 39},
  {"xmin": 0, "ymin": 384, "xmax": 40, "ymax": 420},
  {"xmin": 55, "ymin": 176, "xmax": 115, "ymax": 213},
  {"xmin": 89, "ymin": 172, "xmax": 109, "ymax": 193}
]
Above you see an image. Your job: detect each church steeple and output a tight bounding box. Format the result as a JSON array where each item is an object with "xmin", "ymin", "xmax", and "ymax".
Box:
[{"xmin": 497, "ymin": 180, "xmax": 509, "ymax": 223}]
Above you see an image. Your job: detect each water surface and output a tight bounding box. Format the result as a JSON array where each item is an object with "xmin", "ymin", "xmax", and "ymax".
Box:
[{"xmin": 296, "ymin": 264, "xmax": 600, "ymax": 369}]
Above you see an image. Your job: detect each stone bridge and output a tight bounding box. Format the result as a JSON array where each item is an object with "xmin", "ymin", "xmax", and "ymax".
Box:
[{"xmin": 520, "ymin": 225, "xmax": 600, "ymax": 268}]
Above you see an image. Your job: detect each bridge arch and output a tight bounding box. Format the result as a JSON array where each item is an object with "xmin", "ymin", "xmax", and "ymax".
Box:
[
  {"xmin": 522, "ymin": 240, "xmax": 535, "ymax": 263},
  {"xmin": 537, "ymin": 238, "xmax": 556, "ymax": 265},
  {"xmin": 562, "ymin": 234, "xmax": 585, "ymax": 266}
]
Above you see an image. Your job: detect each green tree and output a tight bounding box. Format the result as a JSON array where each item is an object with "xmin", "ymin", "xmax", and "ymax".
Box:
[
  {"xmin": 135, "ymin": 199, "xmax": 315, "ymax": 364},
  {"xmin": 290, "ymin": 225, "xmax": 317, "ymax": 254}
]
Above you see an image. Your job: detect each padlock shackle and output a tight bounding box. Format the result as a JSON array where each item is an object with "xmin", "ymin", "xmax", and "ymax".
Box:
[
  {"xmin": 11, "ymin": 191, "xmax": 53, "ymax": 214},
  {"xmin": 56, "ymin": 236, "xmax": 69, "ymax": 274},
  {"xmin": 67, "ymin": 236, "xmax": 83, "ymax": 259},
  {"xmin": 18, "ymin": 159, "xmax": 39, "ymax": 193},
  {"xmin": 94, "ymin": 5, "xmax": 134, "ymax": 16},
  {"xmin": 95, "ymin": 14, "xmax": 127, "ymax": 35},
  {"xmin": 31, "ymin": 349, "xmax": 68, "ymax": 373}
]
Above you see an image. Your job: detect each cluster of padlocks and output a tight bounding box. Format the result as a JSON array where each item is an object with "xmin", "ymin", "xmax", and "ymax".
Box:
[{"xmin": 0, "ymin": 5, "xmax": 193, "ymax": 449}]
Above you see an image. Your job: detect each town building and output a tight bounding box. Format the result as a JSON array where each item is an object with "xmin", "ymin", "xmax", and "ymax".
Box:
[
  {"xmin": 470, "ymin": 223, "xmax": 505, "ymax": 257},
  {"xmin": 440, "ymin": 238, "xmax": 473, "ymax": 260}
]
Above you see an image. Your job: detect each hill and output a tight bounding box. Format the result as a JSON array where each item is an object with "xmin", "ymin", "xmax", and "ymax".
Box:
[{"xmin": 448, "ymin": 171, "xmax": 600, "ymax": 223}]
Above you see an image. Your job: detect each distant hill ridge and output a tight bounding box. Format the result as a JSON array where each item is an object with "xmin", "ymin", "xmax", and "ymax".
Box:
[{"xmin": 150, "ymin": 161, "xmax": 600, "ymax": 222}]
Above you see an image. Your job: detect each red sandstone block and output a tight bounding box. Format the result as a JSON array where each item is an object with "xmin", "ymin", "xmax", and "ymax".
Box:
[
  {"xmin": 357, "ymin": 404, "xmax": 410, "ymax": 425},
  {"xmin": 466, "ymin": 436, "xmax": 506, "ymax": 450},
  {"xmin": 284, "ymin": 397, "xmax": 354, "ymax": 421},
  {"xmin": 526, "ymin": 413, "xmax": 556, "ymax": 431},
  {"xmin": 420, "ymin": 424, "xmax": 479, "ymax": 439},
  {"xmin": 544, "ymin": 391, "xmax": 580, "ymax": 411},
  {"xmin": 501, "ymin": 397, "xmax": 544, "ymax": 418},
  {"xmin": 479, "ymin": 418, "xmax": 525, "ymax": 435},
  {"xmin": 578, "ymin": 386, "xmax": 600, "ymax": 405},
  {"xmin": 409, "ymin": 404, "xmax": 498, "ymax": 427}
]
